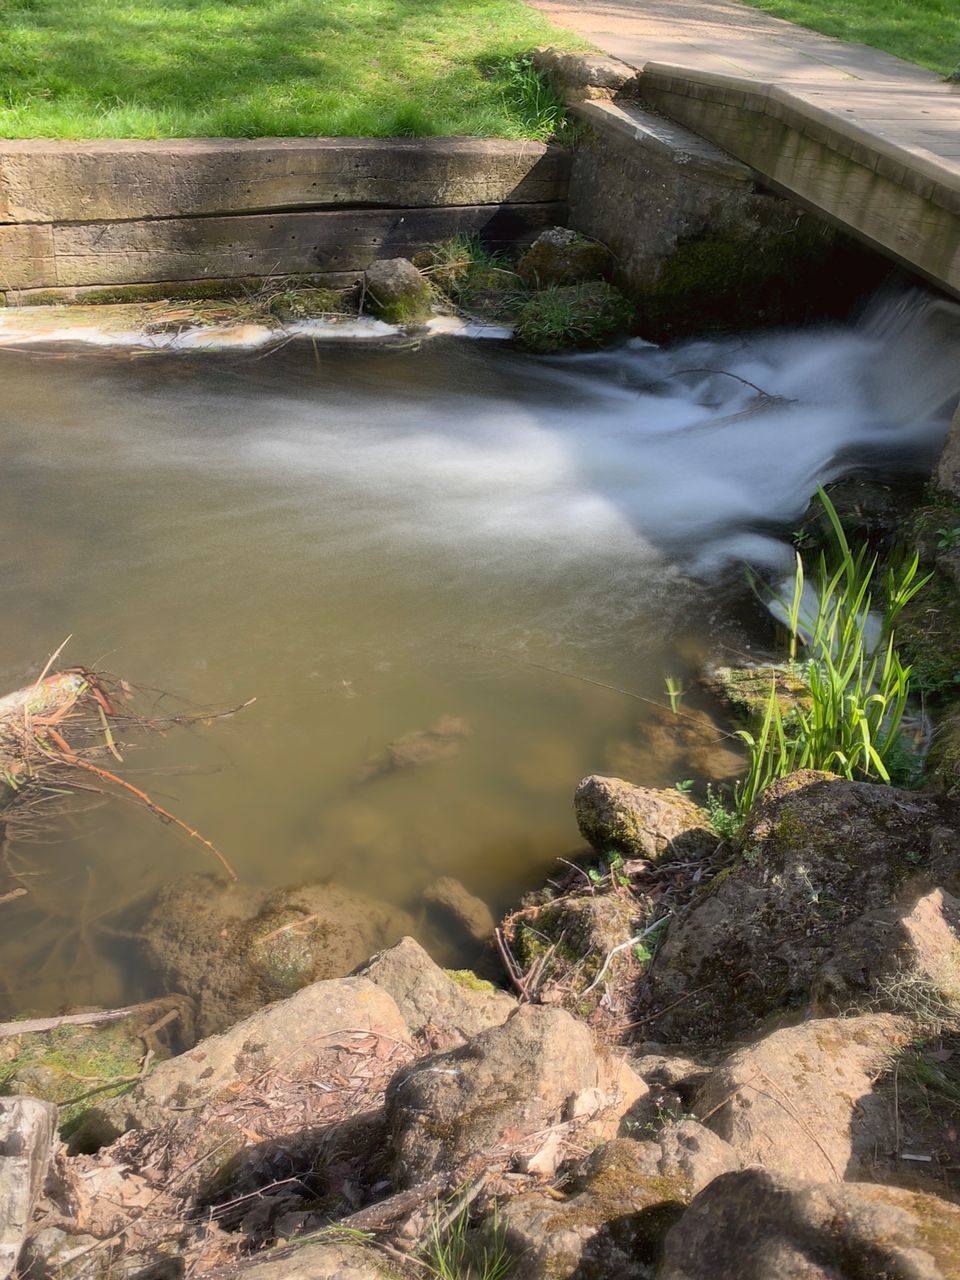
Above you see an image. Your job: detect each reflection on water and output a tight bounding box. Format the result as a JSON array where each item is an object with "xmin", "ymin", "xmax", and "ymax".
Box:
[{"xmin": 0, "ymin": 296, "xmax": 955, "ymax": 1015}]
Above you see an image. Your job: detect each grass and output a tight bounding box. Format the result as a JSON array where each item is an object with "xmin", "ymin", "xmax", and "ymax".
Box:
[
  {"xmin": 422, "ymin": 1199, "xmax": 514, "ymax": 1280},
  {"xmin": 741, "ymin": 0, "xmax": 959, "ymax": 77},
  {"xmin": 0, "ymin": 0, "xmax": 582, "ymax": 140},
  {"xmin": 723, "ymin": 488, "xmax": 929, "ymax": 824}
]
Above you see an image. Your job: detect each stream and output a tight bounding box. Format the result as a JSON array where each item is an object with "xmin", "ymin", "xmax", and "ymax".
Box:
[{"xmin": 1, "ymin": 289, "xmax": 957, "ymax": 1014}]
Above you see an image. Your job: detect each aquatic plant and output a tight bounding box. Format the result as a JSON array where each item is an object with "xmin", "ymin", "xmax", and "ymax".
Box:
[{"xmin": 733, "ymin": 488, "xmax": 929, "ymax": 821}]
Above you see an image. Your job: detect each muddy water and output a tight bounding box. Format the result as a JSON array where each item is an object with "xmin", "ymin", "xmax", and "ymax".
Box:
[{"xmin": 0, "ymin": 302, "xmax": 955, "ymax": 1014}]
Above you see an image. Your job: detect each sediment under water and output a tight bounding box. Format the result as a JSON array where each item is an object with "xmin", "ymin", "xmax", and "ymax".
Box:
[{"xmin": 0, "ymin": 289, "xmax": 957, "ymax": 1013}]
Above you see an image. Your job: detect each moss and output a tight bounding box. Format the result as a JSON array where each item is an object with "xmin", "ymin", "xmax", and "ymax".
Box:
[
  {"xmin": 443, "ymin": 968, "xmax": 496, "ymax": 994},
  {"xmin": 703, "ymin": 665, "xmax": 812, "ymax": 722},
  {"xmin": 0, "ymin": 1024, "xmax": 143, "ymax": 1134},
  {"xmin": 263, "ymin": 287, "xmax": 349, "ymax": 320}
]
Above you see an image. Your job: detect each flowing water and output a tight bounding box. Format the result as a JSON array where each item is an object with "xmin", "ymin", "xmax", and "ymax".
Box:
[{"xmin": 1, "ymin": 291, "xmax": 958, "ymax": 1014}]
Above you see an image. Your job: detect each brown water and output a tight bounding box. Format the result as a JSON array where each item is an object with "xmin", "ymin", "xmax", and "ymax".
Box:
[{"xmin": 1, "ymin": 310, "xmax": 955, "ymax": 1014}]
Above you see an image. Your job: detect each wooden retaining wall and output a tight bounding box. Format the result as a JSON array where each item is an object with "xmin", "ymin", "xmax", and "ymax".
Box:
[{"xmin": 0, "ymin": 138, "xmax": 570, "ymax": 294}]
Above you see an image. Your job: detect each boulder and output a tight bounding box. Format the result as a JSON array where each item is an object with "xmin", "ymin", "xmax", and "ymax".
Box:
[
  {"xmin": 363, "ymin": 258, "xmax": 433, "ymax": 324},
  {"xmin": 143, "ymin": 875, "xmax": 414, "ymax": 1036},
  {"xmin": 935, "ymin": 397, "xmax": 960, "ymax": 499},
  {"xmin": 493, "ymin": 1125, "xmax": 738, "ymax": 1280},
  {"xmin": 355, "ymin": 936, "xmax": 515, "ymax": 1045},
  {"xmin": 422, "ymin": 876, "xmax": 495, "ymax": 947},
  {"xmin": 517, "ymin": 227, "xmax": 611, "ymax": 288},
  {"xmin": 531, "ymin": 48, "xmax": 637, "ymax": 101},
  {"xmin": 385, "ymin": 1005, "xmax": 646, "ymax": 1186},
  {"xmin": 659, "ymin": 1168, "xmax": 960, "ymax": 1280},
  {"xmin": 574, "ymin": 776, "xmax": 713, "ymax": 861},
  {"xmin": 97, "ymin": 975, "xmax": 412, "ymax": 1136},
  {"xmin": 694, "ymin": 1013, "xmax": 912, "ymax": 1182},
  {"xmin": 814, "ymin": 886, "xmax": 960, "ymax": 1012},
  {"xmin": 643, "ymin": 771, "xmax": 945, "ymax": 1042},
  {"xmin": 0, "ymin": 1097, "xmax": 58, "ymax": 1280}
]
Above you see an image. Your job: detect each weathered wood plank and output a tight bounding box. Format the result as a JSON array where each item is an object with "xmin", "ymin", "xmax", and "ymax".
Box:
[
  {"xmin": 0, "ymin": 138, "xmax": 571, "ymax": 225},
  {"xmin": 45, "ymin": 203, "xmax": 565, "ymax": 288}
]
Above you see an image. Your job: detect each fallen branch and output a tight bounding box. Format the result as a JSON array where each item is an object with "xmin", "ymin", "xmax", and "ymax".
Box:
[
  {"xmin": 580, "ymin": 914, "xmax": 673, "ymax": 998},
  {"xmin": 0, "ymin": 995, "xmax": 189, "ymax": 1040},
  {"xmin": 0, "ymin": 887, "xmax": 26, "ymax": 905}
]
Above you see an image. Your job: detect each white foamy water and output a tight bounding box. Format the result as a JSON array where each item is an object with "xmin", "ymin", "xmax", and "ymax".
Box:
[{"xmin": 0, "ymin": 290, "xmax": 956, "ymax": 1012}]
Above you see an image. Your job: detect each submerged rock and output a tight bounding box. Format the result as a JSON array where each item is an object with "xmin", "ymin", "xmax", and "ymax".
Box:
[
  {"xmin": 518, "ymin": 226, "xmax": 611, "ymax": 288},
  {"xmin": 700, "ymin": 663, "xmax": 812, "ymax": 722},
  {"xmin": 659, "ymin": 1168, "xmax": 960, "ymax": 1280},
  {"xmin": 421, "ymin": 876, "xmax": 495, "ymax": 948},
  {"xmin": 143, "ymin": 875, "xmax": 414, "ymax": 1036},
  {"xmin": 354, "ymin": 715, "xmax": 470, "ymax": 783},
  {"xmin": 643, "ymin": 771, "xmax": 945, "ymax": 1042},
  {"xmin": 605, "ymin": 703, "xmax": 744, "ymax": 786},
  {"xmin": 363, "ymin": 257, "xmax": 433, "ymax": 324},
  {"xmin": 574, "ymin": 775, "xmax": 713, "ymax": 860}
]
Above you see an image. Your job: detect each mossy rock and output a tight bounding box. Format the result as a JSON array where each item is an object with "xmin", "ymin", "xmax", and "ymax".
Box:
[
  {"xmin": 701, "ymin": 664, "xmax": 813, "ymax": 722},
  {"xmin": 514, "ymin": 281, "xmax": 633, "ymax": 353},
  {"xmin": 364, "ymin": 258, "xmax": 433, "ymax": 325},
  {"xmin": 517, "ymin": 227, "xmax": 611, "ymax": 289},
  {"xmin": 0, "ymin": 1022, "xmax": 146, "ymax": 1139}
]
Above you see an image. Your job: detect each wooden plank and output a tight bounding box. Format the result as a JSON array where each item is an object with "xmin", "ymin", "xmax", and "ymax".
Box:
[
  {"xmin": 47, "ymin": 203, "xmax": 566, "ymax": 288},
  {"xmin": 0, "ymin": 138, "xmax": 571, "ymax": 225}
]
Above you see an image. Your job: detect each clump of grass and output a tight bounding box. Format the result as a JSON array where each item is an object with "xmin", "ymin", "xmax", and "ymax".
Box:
[
  {"xmin": 417, "ymin": 235, "xmax": 523, "ymax": 317},
  {"xmin": 514, "ymin": 281, "xmax": 634, "ymax": 353},
  {"xmin": 422, "ymin": 1199, "xmax": 513, "ymax": 1280},
  {"xmin": 730, "ymin": 488, "xmax": 929, "ymax": 822}
]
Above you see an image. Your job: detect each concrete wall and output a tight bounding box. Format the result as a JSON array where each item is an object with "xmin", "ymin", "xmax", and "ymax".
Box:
[
  {"xmin": 0, "ymin": 138, "xmax": 570, "ymax": 297},
  {"xmin": 564, "ymin": 97, "xmax": 887, "ymax": 338}
]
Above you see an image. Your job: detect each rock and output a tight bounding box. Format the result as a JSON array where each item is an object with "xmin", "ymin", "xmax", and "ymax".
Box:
[
  {"xmin": 659, "ymin": 1168, "xmax": 960, "ymax": 1280},
  {"xmin": 936, "ymin": 397, "xmax": 960, "ymax": 499},
  {"xmin": 385, "ymin": 1004, "xmax": 646, "ymax": 1186},
  {"xmin": 514, "ymin": 281, "xmax": 633, "ymax": 354},
  {"xmin": 605, "ymin": 703, "xmax": 744, "ymax": 786},
  {"xmin": 574, "ymin": 776, "xmax": 713, "ymax": 861},
  {"xmin": 700, "ymin": 663, "xmax": 812, "ymax": 722},
  {"xmin": 143, "ymin": 875, "xmax": 414, "ymax": 1036},
  {"xmin": 815, "ymin": 886, "xmax": 960, "ymax": 1012},
  {"xmin": 97, "ymin": 975, "xmax": 412, "ymax": 1137},
  {"xmin": 928, "ymin": 705, "xmax": 960, "ymax": 799},
  {"xmin": 0, "ymin": 1001, "xmax": 190, "ymax": 1148},
  {"xmin": 0, "ymin": 1097, "xmax": 57, "ymax": 1280},
  {"xmin": 222, "ymin": 1241, "xmax": 399, "ymax": 1279},
  {"xmin": 363, "ymin": 257, "xmax": 433, "ymax": 325},
  {"xmin": 422, "ymin": 876, "xmax": 495, "ymax": 947},
  {"xmin": 493, "ymin": 1125, "xmax": 737, "ymax": 1280},
  {"xmin": 532, "ymin": 48, "xmax": 637, "ymax": 101},
  {"xmin": 507, "ymin": 890, "xmax": 644, "ymax": 1027},
  {"xmin": 355, "ymin": 936, "xmax": 515, "ymax": 1045},
  {"xmin": 517, "ymin": 226, "xmax": 611, "ymax": 288},
  {"xmin": 355, "ymin": 715, "xmax": 470, "ymax": 783},
  {"xmin": 695, "ymin": 1013, "xmax": 912, "ymax": 1182},
  {"xmin": 643, "ymin": 771, "xmax": 945, "ymax": 1042}
]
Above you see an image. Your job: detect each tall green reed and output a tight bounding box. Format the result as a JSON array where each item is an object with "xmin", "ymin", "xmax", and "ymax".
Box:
[{"xmin": 734, "ymin": 487, "xmax": 929, "ymax": 821}]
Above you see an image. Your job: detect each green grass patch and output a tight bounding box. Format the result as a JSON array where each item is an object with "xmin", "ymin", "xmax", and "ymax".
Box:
[
  {"xmin": 741, "ymin": 0, "xmax": 959, "ymax": 77},
  {"xmin": 0, "ymin": 0, "xmax": 583, "ymax": 139}
]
